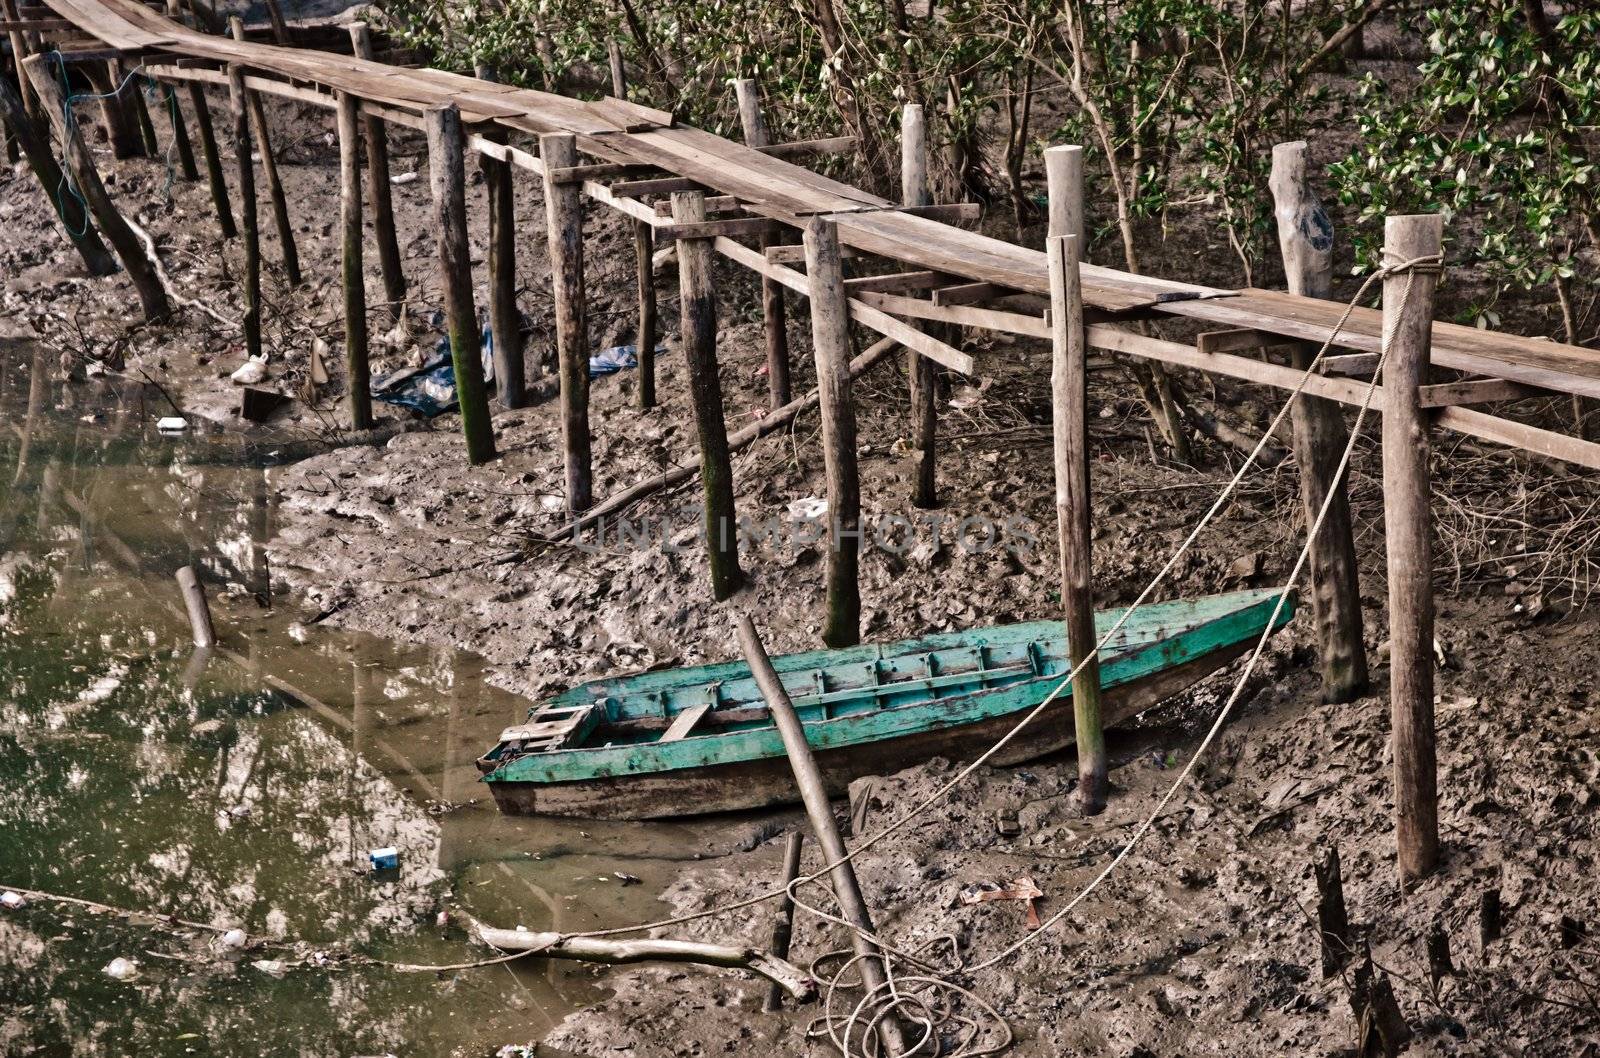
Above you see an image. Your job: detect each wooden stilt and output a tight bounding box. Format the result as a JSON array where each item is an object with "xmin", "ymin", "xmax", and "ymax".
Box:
[
  {"xmin": 735, "ymin": 78, "xmax": 790, "ymax": 409},
  {"xmin": 1380, "ymin": 212, "xmax": 1443, "ymax": 886},
  {"xmin": 475, "ymin": 63, "xmax": 524, "ymax": 409},
  {"xmin": 736, "ymin": 616, "xmax": 907, "ymax": 1057},
  {"xmin": 634, "ymin": 213, "xmax": 657, "ymax": 408},
  {"xmin": 427, "ymin": 103, "xmax": 495, "ymax": 464},
  {"xmin": 2, "ymin": 0, "xmax": 40, "ymax": 119},
  {"xmin": 542, "ymin": 132, "xmax": 592, "ymax": 509},
  {"xmin": 802, "ymin": 217, "xmax": 861, "ymax": 647},
  {"xmin": 901, "ymin": 103, "xmax": 937, "ymax": 509},
  {"xmin": 122, "ymin": 60, "xmax": 159, "ymax": 156},
  {"xmin": 161, "ymin": 82, "xmax": 199, "ymax": 180},
  {"xmin": 262, "ymin": 0, "xmax": 291, "ymax": 45},
  {"xmin": 85, "ymin": 61, "xmax": 142, "ymax": 160},
  {"xmin": 0, "ymin": 75, "xmax": 118, "ymax": 276},
  {"xmin": 229, "ymin": 17, "xmax": 301, "ymax": 284},
  {"xmin": 1269, "ymin": 141, "xmax": 1368, "ymax": 703},
  {"xmin": 337, "ymin": 91, "xmax": 371, "ymax": 430},
  {"xmin": 1045, "ymin": 144, "xmax": 1107, "ymax": 814},
  {"xmin": 762, "ymin": 831, "xmax": 803, "ymax": 1013},
  {"xmin": 613, "ymin": 51, "xmax": 656, "ymax": 407},
  {"xmin": 226, "ymin": 64, "xmax": 261, "ymax": 361},
  {"xmin": 1314, "ymin": 844, "xmax": 1352, "ymax": 978},
  {"xmin": 22, "ymin": 55, "xmax": 168, "ymax": 319},
  {"xmin": 347, "ymin": 23, "xmax": 406, "ymax": 320},
  {"xmin": 673, "ymin": 190, "xmax": 743, "ymax": 600},
  {"xmin": 185, "ymin": 79, "xmax": 236, "ymax": 239}
]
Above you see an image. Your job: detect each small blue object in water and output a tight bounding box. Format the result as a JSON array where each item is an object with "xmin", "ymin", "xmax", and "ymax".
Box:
[{"xmin": 369, "ymin": 846, "xmax": 400, "ymax": 871}]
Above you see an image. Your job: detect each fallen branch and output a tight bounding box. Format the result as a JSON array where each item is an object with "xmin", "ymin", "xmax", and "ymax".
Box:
[
  {"xmin": 124, "ymin": 214, "xmax": 238, "ymax": 330},
  {"xmin": 546, "ymin": 335, "xmax": 900, "ymax": 541},
  {"xmin": 472, "ymin": 926, "xmax": 817, "ymax": 1001}
]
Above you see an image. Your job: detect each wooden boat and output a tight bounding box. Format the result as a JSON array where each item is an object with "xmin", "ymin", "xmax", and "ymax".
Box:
[{"xmin": 476, "ymin": 588, "xmax": 1296, "ymax": 819}]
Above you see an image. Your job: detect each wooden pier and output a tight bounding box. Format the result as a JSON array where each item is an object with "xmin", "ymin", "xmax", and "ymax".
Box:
[{"xmin": 9, "ymin": 0, "xmax": 1600, "ymax": 881}]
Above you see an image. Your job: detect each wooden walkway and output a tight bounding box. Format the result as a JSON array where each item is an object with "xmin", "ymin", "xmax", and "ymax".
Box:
[{"xmin": 30, "ymin": 0, "xmax": 1600, "ymax": 420}]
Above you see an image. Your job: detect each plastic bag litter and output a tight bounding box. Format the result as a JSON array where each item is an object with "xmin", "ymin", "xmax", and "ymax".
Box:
[
  {"xmin": 371, "ymin": 321, "xmax": 494, "ymax": 418},
  {"xmin": 219, "ymin": 928, "xmax": 248, "ymax": 949},
  {"xmin": 251, "ymin": 959, "xmax": 287, "ymax": 977},
  {"xmin": 0, "ymin": 891, "xmax": 25, "ymax": 910},
  {"xmin": 230, "ymin": 354, "xmax": 269, "ymax": 386},
  {"xmin": 589, "ymin": 343, "xmax": 663, "ymax": 378},
  {"xmin": 103, "ymin": 957, "xmax": 139, "ymax": 981}
]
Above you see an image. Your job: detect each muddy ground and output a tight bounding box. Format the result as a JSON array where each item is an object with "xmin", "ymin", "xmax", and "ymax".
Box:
[{"xmin": 3, "ymin": 35, "xmax": 1599, "ymax": 1058}]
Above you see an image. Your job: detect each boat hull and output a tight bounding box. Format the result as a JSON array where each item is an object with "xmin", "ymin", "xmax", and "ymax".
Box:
[{"xmin": 485, "ymin": 632, "xmax": 1255, "ymax": 819}]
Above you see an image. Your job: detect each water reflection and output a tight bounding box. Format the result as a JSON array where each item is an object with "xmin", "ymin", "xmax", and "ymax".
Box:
[{"xmin": 0, "ymin": 342, "xmax": 760, "ymax": 1055}]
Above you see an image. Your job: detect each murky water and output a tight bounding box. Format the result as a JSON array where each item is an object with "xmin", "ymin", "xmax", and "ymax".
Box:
[{"xmin": 0, "ymin": 343, "xmax": 763, "ymax": 1055}]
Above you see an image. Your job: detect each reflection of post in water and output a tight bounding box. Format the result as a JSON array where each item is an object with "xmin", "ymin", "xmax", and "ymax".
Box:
[
  {"xmin": 11, "ymin": 345, "xmax": 47, "ymax": 488},
  {"xmin": 436, "ymin": 646, "xmax": 466, "ymax": 873},
  {"xmin": 36, "ymin": 459, "xmax": 59, "ymax": 534},
  {"xmin": 348, "ymin": 644, "xmax": 370, "ymax": 875},
  {"xmin": 250, "ymin": 470, "xmax": 273, "ymax": 604}
]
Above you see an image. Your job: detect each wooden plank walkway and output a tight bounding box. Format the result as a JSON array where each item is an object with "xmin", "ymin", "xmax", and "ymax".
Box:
[{"xmin": 36, "ymin": 0, "xmax": 1600, "ymax": 402}]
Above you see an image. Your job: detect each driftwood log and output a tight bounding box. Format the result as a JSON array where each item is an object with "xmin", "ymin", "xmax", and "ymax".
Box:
[{"xmin": 475, "ymin": 926, "xmax": 816, "ymax": 1002}]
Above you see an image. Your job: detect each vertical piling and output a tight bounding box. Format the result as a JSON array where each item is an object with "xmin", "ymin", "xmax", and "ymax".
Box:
[
  {"xmin": 2, "ymin": 0, "xmax": 39, "ymax": 119},
  {"xmin": 0, "ymin": 74, "xmax": 117, "ymax": 276},
  {"xmin": 542, "ymin": 133, "xmax": 592, "ymax": 509},
  {"xmin": 673, "ymin": 190, "xmax": 743, "ymax": 600},
  {"xmin": 901, "ymin": 104, "xmax": 937, "ymax": 509},
  {"xmin": 160, "ymin": 0, "xmax": 199, "ymax": 181},
  {"xmin": 338, "ymin": 91, "xmax": 371, "ymax": 430},
  {"xmin": 85, "ymin": 61, "xmax": 142, "ymax": 160},
  {"xmin": 1380, "ymin": 213, "xmax": 1443, "ymax": 885},
  {"xmin": 762, "ymin": 832, "xmax": 804, "ymax": 1013},
  {"xmin": 122, "ymin": 60, "xmax": 159, "ymax": 157},
  {"xmin": 735, "ymin": 78, "xmax": 790, "ymax": 410},
  {"xmin": 23, "ymin": 55, "xmax": 168, "ymax": 319},
  {"xmin": 427, "ymin": 104, "xmax": 495, "ymax": 464},
  {"xmin": 347, "ymin": 23, "xmax": 407, "ymax": 320},
  {"xmin": 185, "ymin": 78, "xmax": 236, "ymax": 239},
  {"xmin": 736, "ymin": 617, "xmax": 907, "ymax": 1057},
  {"xmin": 803, "ymin": 217, "xmax": 861, "ymax": 647},
  {"xmin": 226, "ymin": 64, "xmax": 261, "ymax": 361},
  {"xmin": 1045, "ymin": 144, "xmax": 1106, "ymax": 814},
  {"xmin": 230, "ymin": 16, "xmax": 301, "ymax": 285},
  {"xmin": 1269, "ymin": 141, "xmax": 1367, "ymax": 703},
  {"xmin": 475, "ymin": 63, "xmax": 524, "ymax": 409},
  {"xmin": 615, "ymin": 55, "xmax": 656, "ymax": 407}
]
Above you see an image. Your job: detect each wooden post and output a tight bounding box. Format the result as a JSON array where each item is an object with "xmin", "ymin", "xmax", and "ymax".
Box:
[
  {"xmin": 1044, "ymin": 144, "xmax": 1085, "ymax": 247},
  {"xmin": 427, "ymin": 104, "xmax": 495, "ymax": 463},
  {"xmin": 176, "ymin": 565, "xmax": 217, "ymax": 648},
  {"xmin": 1045, "ymin": 145, "xmax": 1107, "ymax": 814},
  {"xmin": 122, "ymin": 61, "xmax": 160, "ymax": 157},
  {"xmin": 606, "ymin": 39, "xmax": 626, "ymax": 97},
  {"xmin": 672, "ymin": 191, "xmax": 743, "ymax": 598},
  {"xmin": 348, "ymin": 23, "xmax": 407, "ymax": 320},
  {"xmin": 22, "ymin": 55, "xmax": 169, "ymax": 320},
  {"xmin": 230, "ymin": 16, "xmax": 301, "ymax": 285},
  {"xmin": 2, "ymin": 0, "xmax": 39, "ymax": 119},
  {"xmin": 803, "ymin": 217, "xmax": 861, "ymax": 647},
  {"xmin": 475, "ymin": 63, "xmax": 524, "ymax": 409},
  {"xmin": 185, "ymin": 79, "xmax": 236, "ymax": 239},
  {"xmin": 262, "ymin": 0, "xmax": 291, "ymax": 44},
  {"xmin": 735, "ymin": 78, "xmax": 790, "ymax": 410},
  {"xmin": 901, "ymin": 104, "xmax": 937, "ymax": 509},
  {"xmin": 1269, "ymin": 141, "xmax": 1368, "ymax": 703},
  {"xmin": 634, "ymin": 213, "xmax": 657, "ymax": 408},
  {"xmin": 85, "ymin": 62, "xmax": 142, "ymax": 160},
  {"xmin": 0, "ymin": 74, "xmax": 118, "ymax": 276},
  {"xmin": 1380, "ymin": 212, "xmax": 1443, "ymax": 885},
  {"xmin": 226, "ymin": 64, "xmax": 261, "ymax": 361},
  {"xmin": 338, "ymin": 92, "xmax": 371, "ymax": 430},
  {"xmin": 762, "ymin": 831, "xmax": 803, "ymax": 1013},
  {"xmin": 160, "ymin": 0, "xmax": 198, "ymax": 181},
  {"xmin": 616, "ymin": 55, "xmax": 657, "ymax": 408},
  {"xmin": 542, "ymin": 133, "xmax": 592, "ymax": 509},
  {"xmin": 736, "ymin": 617, "xmax": 906, "ymax": 1057},
  {"xmin": 1314, "ymin": 844, "xmax": 1352, "ymax": 978}
]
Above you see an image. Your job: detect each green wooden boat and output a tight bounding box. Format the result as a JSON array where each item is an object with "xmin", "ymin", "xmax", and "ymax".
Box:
[{"xmin": 476, "ymin": 588, "xmax": 1296, "ymax": 819}]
